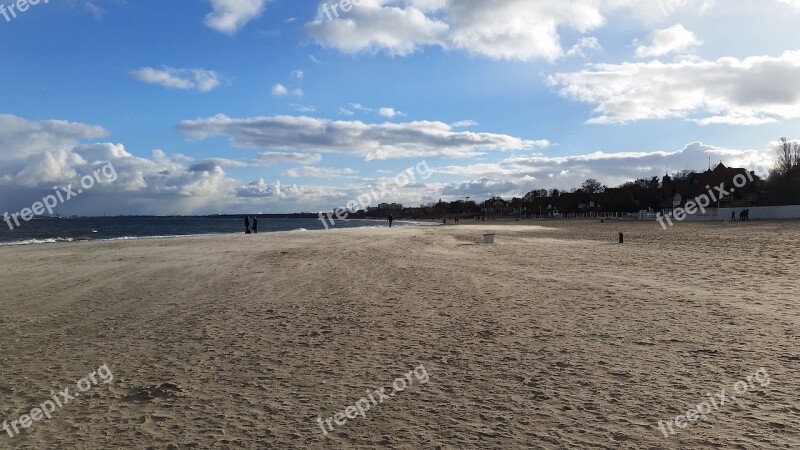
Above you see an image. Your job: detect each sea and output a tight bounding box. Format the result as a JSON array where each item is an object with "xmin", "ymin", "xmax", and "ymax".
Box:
[{"xmin": 0, "ymin": 216, "xmax": 433, "ymax": 246}]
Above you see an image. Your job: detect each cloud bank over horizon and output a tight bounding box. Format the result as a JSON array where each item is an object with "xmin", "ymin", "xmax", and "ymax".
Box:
[{"xmin": 0, "ymin": 114, "xmax": 779, "ymax": 215}]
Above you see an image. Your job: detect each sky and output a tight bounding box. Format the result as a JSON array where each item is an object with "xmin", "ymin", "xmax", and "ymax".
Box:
[{"xmin": 1, "ymin": 0, "xmax": 799, "ymax": 215}]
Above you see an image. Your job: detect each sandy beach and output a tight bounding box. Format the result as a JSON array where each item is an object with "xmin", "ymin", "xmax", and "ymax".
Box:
[{"xmin": 1, "ymin": 220, "xmax": 799, "ymax": 449}]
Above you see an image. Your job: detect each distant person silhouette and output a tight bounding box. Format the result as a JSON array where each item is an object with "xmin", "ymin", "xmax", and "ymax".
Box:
[
  {"xmin": 731, "ymin": 211, "xmax": 736, "ymax": 222},
  {"xmin": 253, "ymin": 216, "xmax": 258, "ymax": 234},
  {"xmin": 245, "ymin": 216, "xmax": 251, "ymax": 234},
  {"xmin": 388, "ymin": 214, "xmax": 394, "ymax": 228}
]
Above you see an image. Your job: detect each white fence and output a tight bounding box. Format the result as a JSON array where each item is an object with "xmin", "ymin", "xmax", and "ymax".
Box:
[{"xmin": 718, "ymin": 205, "xmax": 800, "ymax": 220}]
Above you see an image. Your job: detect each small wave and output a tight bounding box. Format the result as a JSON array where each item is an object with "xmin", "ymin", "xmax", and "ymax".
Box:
[
  {"xmin": 103, "ymin": 234, "xmax": 220, "ymax": 242},
  {"xmin": 0, "ymin": 234, "xmax": 226, "ymax": 246},
  {"xmin": 293, "ymin": 228, "xmax": 309, "ymax": 231},
  {"xmin": 0, "ymin": 237, "xmax": 75, "ymax": 246}
]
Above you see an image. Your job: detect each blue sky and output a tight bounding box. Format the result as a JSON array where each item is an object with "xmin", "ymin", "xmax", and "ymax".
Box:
[{"xmin": 1, "ymin": 0, "xmax": 799, "ymax": 215}]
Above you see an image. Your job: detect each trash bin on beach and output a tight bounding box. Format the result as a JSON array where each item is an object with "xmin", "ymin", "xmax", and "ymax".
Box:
[{"xmin": 483, "ymin": 234, "xmax": 495, "ymax": 245}]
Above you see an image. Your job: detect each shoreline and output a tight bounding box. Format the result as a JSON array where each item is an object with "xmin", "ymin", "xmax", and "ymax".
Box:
[
  {"xmin": 3, "ymin": 216, "xmax": 799, "ymax": 248},
  {"xmin": 0, "ymin": 219, "xmax": 438, "ymax": 247}
]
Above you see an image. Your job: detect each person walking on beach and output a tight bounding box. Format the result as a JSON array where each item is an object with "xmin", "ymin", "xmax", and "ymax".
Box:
[
  {"xmin": 731, "ymin": 211, "xmax": 736, "ymax": 222},
  {"xmin": 245, "ymin": 216, "xmax": 251, "ymax": 234},
  {"xmin": 388, "ymin": 214, "xmax": 394, "ymax": 228},
  {"xmin": 252, "ymin": 216, "xmax": 258, "ymax": 234}
]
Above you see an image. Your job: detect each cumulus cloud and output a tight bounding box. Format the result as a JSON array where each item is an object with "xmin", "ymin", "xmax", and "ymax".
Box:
[
  {"xmin": 441, "ymin": 177, "xmax": 521, "ymax": 198},
  {"xmin": 272, "ymin": 83, "xmax": 303, "ymax": 97},
  {"xmin": 232, "ymin": 136, "xmax": 776, "ymax": 209},
  {"xmin": 307, "ymin": 0, "xmax": 449, "ymax": 56},
  {"xmin": 205, "ymin": 0, "xmax": 269, "ymax": 34},
  {"xmin": 129, "ymin": 67, "xmax": 225, "ymax": 92},
  {"xmin": 435, "ymin": 141, "xmax": 775, "ymax": 192},
  {"xmin": 0, "ymin": 114, "xmax": 109, "ymax": 161},
  {"xmin": 547, "ymin": 50, "xmax": 800, "ymax": 125},
  {"xmin": 177, "ymin": 114, "xmax": 550, "ymax": 160},
  {"xmin": 635, "ymin": 24, "xmax": 701, "ymax": 58},
  {"xmin": 236, "ymin": 179, "xmax": 326, "ymax": 200},
  {"xmin": 378, "ymin": 107, "xmax": 406, "ymax": 118},
  {"xmin": 305, "ymin": 0, "xmax": 718, "ymax": 61},
  {"xmin": 0, "ymin": 115, "xmax": 248, "ymax": 215}
]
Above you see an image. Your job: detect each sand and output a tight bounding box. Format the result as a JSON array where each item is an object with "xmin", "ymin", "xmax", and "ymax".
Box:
[{"xmin": 0, "ymin": 220, "xmax": 799, "ymax": 449}]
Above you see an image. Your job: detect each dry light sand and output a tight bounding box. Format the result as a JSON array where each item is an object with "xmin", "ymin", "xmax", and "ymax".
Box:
[{"xmin": 0, "ymin": 220, "xmax": 799, "ymax": 449}]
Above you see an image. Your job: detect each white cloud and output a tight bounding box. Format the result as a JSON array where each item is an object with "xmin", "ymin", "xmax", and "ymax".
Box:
[
  {"xmin": 129, "ymin": 67, "xmax": 224, "ymax": 92},
  {"xmin": 290, "ymin": 104, "xmax": 316, "ymax": 113},
  {"xmin": 566, "ymin": 36, "xmax": 602, "ymax": 58},
  {"xmin": 350, "ymin": 103, "xmax": 373, "ymax": 112},
  {"xmin": 435, "ymin": 141, "xmax": 775, "ymax": 193},
  {"xmin": 84, "ymin": 2, "xmax": 107, "ymax": 20},
  {"xmin": 177, "ymin": 114, "xmax": 550, "ymax": 161},
  {"xmin": 307, "ymin": 0, "xmax": 449, "ymax": 57},
  {"xmin": 205, "ymin": 0, "xmax": 269, "ymax": 34},
  {"xmin": 0, "ymin": 115, "xmax": 252, "ymax": 215},
  {"xmin": 378, "ymin": 107, "xmax": 406, "ymax": 118},
  {"xmin": 547, "ymin": 50, "xmax": 800, "ymax": 125},
  {"xmin": 0, "ymin": 116, "xmax": 782, "ymax": 215},
  {"xmin": 441, "ymin": 177, "xmax": 522, "ymax": 198},
  {"xmin": 304, "ymin": 0, "xmax": 717, "ymax": 61},
  {"xmin": 635, "ymin": 24, "xmax": 701, "ymax": 58},
  {"xmin": 194, "ymin": 158, "xmax": 249, "ymax": 169},
  {"xmin": 272, "ymin": 83, "xmax": 303, "ymax": 97},
  {"xmin": 256, "ymin": 152, "xmax": 322, "ymax": 165},
  {"xmin": 283, "ymin": 166, "xmax": 358, "ymax": 179},
  {"xmin": 451, "ymin": 120, "xmax": 478, "ymax": 127},
  {"xmin": 776, "ymin": 0, "xmax": 800, "ymax": 10},
  {"xmin": 0, "ymin": 114, "xmax": 109, "ymax": 161},
  {"xmin": 236, "ymin": 179, "xmax": 326, "ymax": 201}
]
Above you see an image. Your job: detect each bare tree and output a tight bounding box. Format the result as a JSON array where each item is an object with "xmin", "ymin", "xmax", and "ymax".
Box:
[{"xmin": 776, "ymin": 137, "xmax": 800, "ymax": 175}]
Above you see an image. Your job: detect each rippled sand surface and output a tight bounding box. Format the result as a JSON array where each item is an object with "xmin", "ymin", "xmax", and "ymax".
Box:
[{"xmin": 1, "ymin": 220, "xmax": 798, "ymax": 449}]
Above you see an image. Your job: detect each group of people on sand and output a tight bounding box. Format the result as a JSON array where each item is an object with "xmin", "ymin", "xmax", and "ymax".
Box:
[
  {"xmin": 732, "ymin": 209, "xmax": 751, "ymax": 222},
  {"xmin": 244, "ymin": 216, "xmax": 258, "ymax": 234}
]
